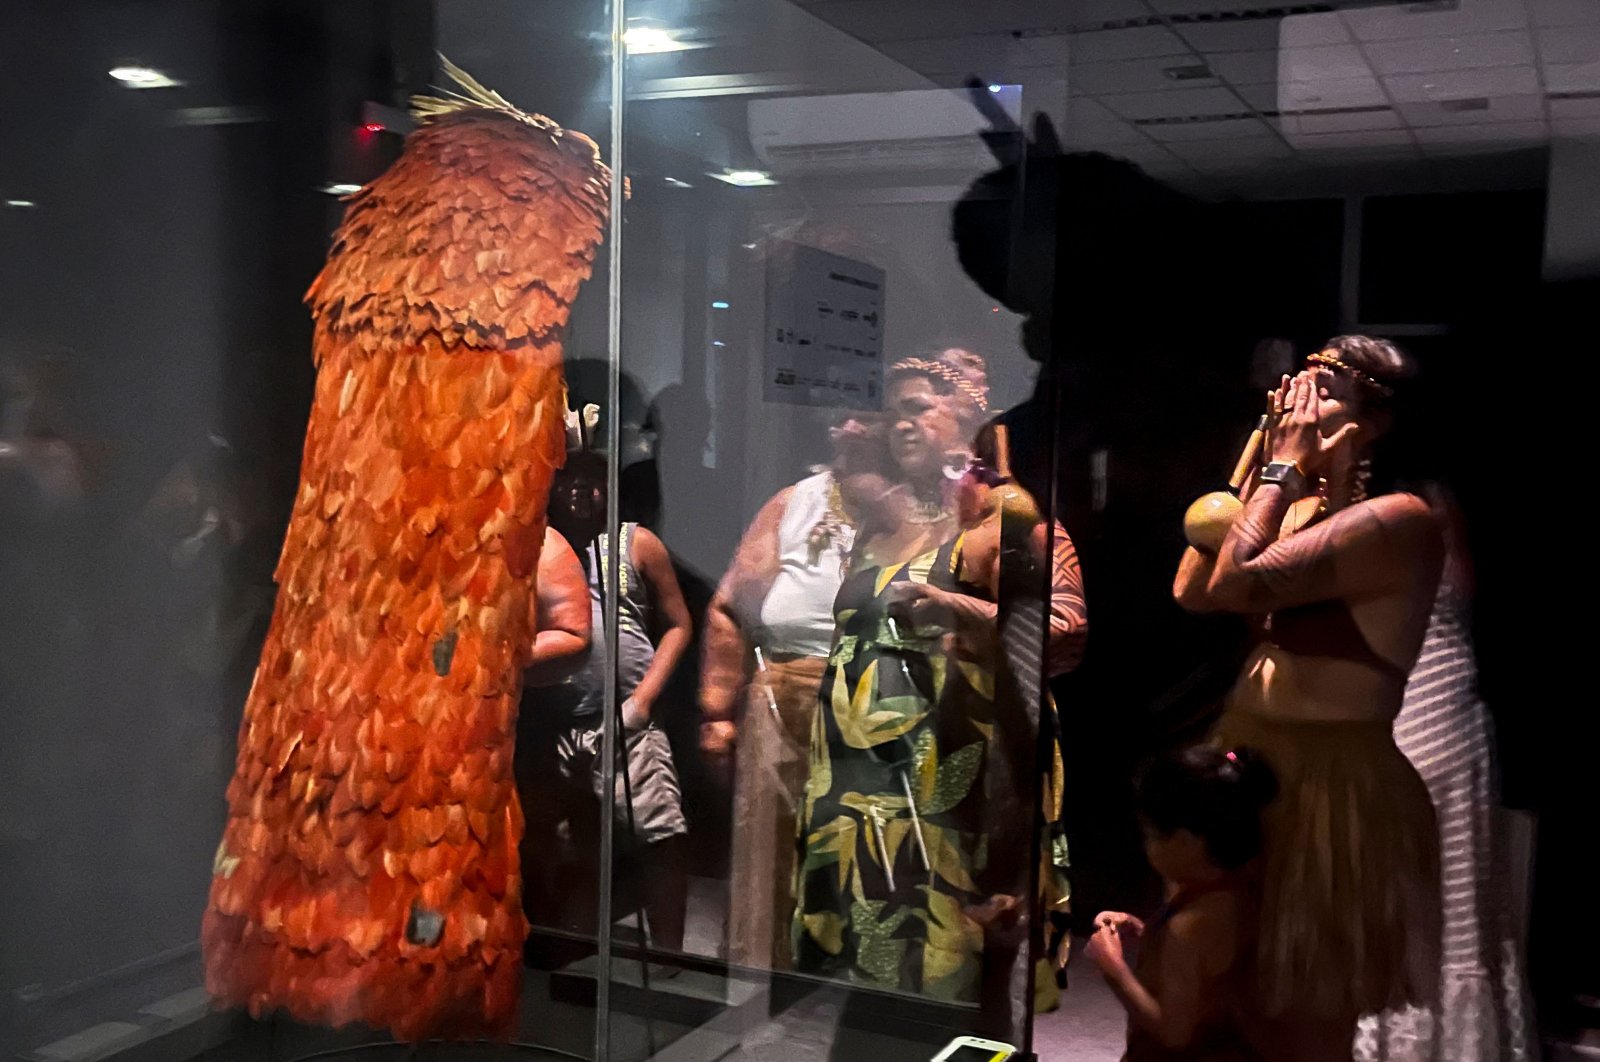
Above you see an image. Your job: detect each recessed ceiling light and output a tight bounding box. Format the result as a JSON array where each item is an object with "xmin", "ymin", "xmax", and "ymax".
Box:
[
  {"xmin": 109, "ymin": 65, "xmax": 182, "ymax": 89},
  {"xmin": 623, "ymin": 25, "xmax": 689, "ymax": 54},
  {"xmin": 709, "ymin": 169, "xmax": 777, "ymax": 188},
  {"xmin": 320, "ymin": 182, "xmax": 364, "ymax": 196},
  {"xmin": 5, "ymin": 199, "xmax": 37, "ymax": 208}
]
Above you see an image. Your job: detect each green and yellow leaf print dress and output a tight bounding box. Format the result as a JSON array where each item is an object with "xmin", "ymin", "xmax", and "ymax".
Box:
[{"xmin": 792, "ymin": 532, "xmax": 1005, "ymax": 1002}]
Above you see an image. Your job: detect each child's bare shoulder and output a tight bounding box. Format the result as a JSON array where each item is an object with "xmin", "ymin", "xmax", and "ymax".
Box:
[{"xmin": 1167, "ymin": 891, "xmax": 1244, "ymax": 945}]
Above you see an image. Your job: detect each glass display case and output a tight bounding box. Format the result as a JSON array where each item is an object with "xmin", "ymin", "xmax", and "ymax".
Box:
[{"xmin": 2, "ymin": 1, "xmax": 1593, "ymax": 1060}]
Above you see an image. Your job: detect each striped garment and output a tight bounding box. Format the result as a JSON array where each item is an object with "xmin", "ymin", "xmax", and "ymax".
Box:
[{"xmin": 1354, "ymin": 583, "xmax": 1535, "ymax": 1062}]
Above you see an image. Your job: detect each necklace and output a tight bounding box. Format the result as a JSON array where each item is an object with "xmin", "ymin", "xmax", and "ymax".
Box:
[
  {"xmin": 905, "ymin": 493, "xmax": 948, "ymax": 525},
  {"xmin": 1351, "ymin": 458, "xmax": 1372, "ymax": 505}
]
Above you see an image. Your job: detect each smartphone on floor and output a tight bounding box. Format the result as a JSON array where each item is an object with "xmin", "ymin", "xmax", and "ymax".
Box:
[{"xmin": 931, "ymin": 1035, "xmax": 1017, "ymax": 1061}]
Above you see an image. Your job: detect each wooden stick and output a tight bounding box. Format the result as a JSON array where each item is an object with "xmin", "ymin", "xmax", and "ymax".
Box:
[{"xmin": 1228, "ymin": 415, "xmax": 1269, "ymax": 493}]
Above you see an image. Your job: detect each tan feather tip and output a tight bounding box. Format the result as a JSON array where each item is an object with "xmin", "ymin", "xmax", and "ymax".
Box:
[{"xmin": 410, "ymin": 54, "xmax": 558, "ymax": 134}]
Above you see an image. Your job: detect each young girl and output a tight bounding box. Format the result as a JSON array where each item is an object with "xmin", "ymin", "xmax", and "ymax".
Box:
[{"xmin": 1088, "ymin": 746, "xmax": 1277, "ymax": 1062}]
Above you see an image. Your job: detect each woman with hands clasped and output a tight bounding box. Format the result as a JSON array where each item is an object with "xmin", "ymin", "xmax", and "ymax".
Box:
[{"xmin": 1172, "ymin": 336, "xmax": 1445, "ymax": 1062}]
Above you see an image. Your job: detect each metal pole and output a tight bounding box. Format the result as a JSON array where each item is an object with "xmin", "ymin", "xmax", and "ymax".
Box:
[{"xmin": 594, "ymin": 1, "xmax": 626, "ymax": 1057}]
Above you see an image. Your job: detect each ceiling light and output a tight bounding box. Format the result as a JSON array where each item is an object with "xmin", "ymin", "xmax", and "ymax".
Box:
[
  {"xmin": 623, "ymin": 25, "xmax": 689, "ymax": 54},
  {"xmin": 709, "ymin": 169, "xmax": 777, "ymax": 188},
  {"xmin": 5, "ymin": 199, "xmax": 37, "ymax": 209},
  {"xmin": 663, "ymin": 176, "xmax": 694, "ymax": 188},
  {"xmin": 109, "ymin": 65, "xmax": 182, "ymax": 89},
  {"xmin": 320, "ymin": 182, "xmax": 364, "ymax": 196}
]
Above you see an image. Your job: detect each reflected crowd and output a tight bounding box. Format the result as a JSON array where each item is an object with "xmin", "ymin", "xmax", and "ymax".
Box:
[{"xmin": 502, "ymin": 336, "xmax": 1527, "ymax": 1061}]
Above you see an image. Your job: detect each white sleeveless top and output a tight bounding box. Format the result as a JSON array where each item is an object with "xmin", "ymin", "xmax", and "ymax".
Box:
[{"xmin": 757, "ymin": 471, "xmax": 851, "ymax": 658}]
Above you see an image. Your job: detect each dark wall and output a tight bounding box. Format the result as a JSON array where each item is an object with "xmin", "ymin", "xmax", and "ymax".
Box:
[{"xmin": 0, "ymin": 0, "xmax": 428, "ymax": 1044}]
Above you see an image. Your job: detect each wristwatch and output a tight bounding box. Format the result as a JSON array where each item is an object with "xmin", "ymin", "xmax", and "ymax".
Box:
[{"xmin": 1258, "ymin": 460, "xmax": 1308, "ymax": 495}]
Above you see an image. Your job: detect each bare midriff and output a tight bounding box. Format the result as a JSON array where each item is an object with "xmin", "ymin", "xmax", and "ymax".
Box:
[{"xmin": 1228, "ymin": 641, "xmax": 1406, "ymax": 724}]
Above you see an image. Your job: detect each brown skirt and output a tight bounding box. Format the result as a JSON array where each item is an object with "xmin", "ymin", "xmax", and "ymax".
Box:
[
  {"xmin": 1212, "ymin": 710, "xmax": 1442, "ymax": 1022},
  {"xmin": 726, "ymin": 654, "xmax": 828, "ymax": 971}
]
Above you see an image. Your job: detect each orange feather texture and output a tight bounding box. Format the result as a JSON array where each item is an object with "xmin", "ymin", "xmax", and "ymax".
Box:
[{"xmin": 202, "ymin": 70, "xmax": 611, "ymax": 1041}]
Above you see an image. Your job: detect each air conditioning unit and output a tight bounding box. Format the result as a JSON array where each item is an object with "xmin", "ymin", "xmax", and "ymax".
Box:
[{"xmin": 749, "ymin": 87, "xmax": 1024, "ymax": 178}]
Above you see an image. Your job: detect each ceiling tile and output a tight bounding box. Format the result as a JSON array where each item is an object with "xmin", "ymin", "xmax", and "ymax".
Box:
[
  {"xmin": 1535, "ymin": 24, "xmax": 1600, "ymax": 65},
  {"xmin": 1101, "ymin": 85, "xmax": 1248, "ymax": 120},
  {"xmin": 1552, "ymin": 116, "xmax": 1600, "ymax": 135},
  {"xmin": 1016, "ymin": 34, "xmax": 1072, "ymax": 66},
  {"xmin": 1383, "ymin": 64, "xmax": 1540, "ymax": 103},
  {"xmin": 1396, "ymin": 92, "xmax": 1546, "ymax": 125},
  {"xmin": 1296, "ymin": 145, "xmax": 1423, "ymax": 165},
  {"xmin": 1291, "ymin": 128, "xmax": 1418, "ymax": 149},
  {"xmin": 1051, "ymin": 0, "xmax": 1151, "ymax": 27},
  {"xmin": 1412, "ymin": 119, "xmax": 1549, "ymax": 145},
  {"xmin": 1063, "ymin": 118, "xmax": 1153, "ymax": 146},
  {"xmin": 1277, "ymin": 108, "xmax": 1403, "ymax": 135},
  {"xmin": 1341, "ymin": 0, "xmax": 1528, "ymax": 42},
  {"xmin": 880, "ymin": 33, "xmax": 1027, "ymax": 75},
  {"xmin": 1527, "ymin": 0, "xmax": 1600, "ymax": 28},
  {"xmin": 1209, "ymin": 50, "xmax": 1281, "ymax": 86},
  {"xmin": 1072, "ymin": 57, "xmax": 1220, "ymax": 94},
  {"xmin": 801, "ymin": 1, "xmax": 997, "ymax": 44},
  {"xmin": 1550, "ymin": 95, "xmax": 1600, "ymax": 118},
  {"xmin": 1175, "ymin": 19, "xmax": 1281, "ymax": 55},
  {"xmin": 1366, "ymin": 31, "xmax": 1535, "ymax": 75},
  {"xmin": 1164, "ymin": 136, "xmax": 1295, "ymax": 161},
  {"xmin": 1146, "ymin": 0, "xmax": 1281, "ymax": 13},
  {"xmin": 1279, "ymin": 11, "xmax": 1353, "ymax": 48},
  {"xmin": 1277, "ymin": 77, "xmax": 1391, "ymax": 112},
  {"xmin": 1067, "ymin": 96, "xmax": 1120, "ymax": 124},
  {"xmin": 802, "ymin": 0, "xmax": 1114, "ymax": 42},
  {"xmin": 1143, "ymin": 116, "xmax": 1278, "ymax": 142},
  {"xmin": 1069, "ymin": 25, "xmax": 1190, "ymax": 63},
  {"xmin": 1096, "ymin": 142, "xmax": 1184, "ymax": 166},
  {"xmin": 1544, "ymin": 61, "xmax": 1600, "ymax": 94},
  {"xmin": 1279, "ymin": 43, "xmax": 1375, "ymax": 82},
  {"xmin": 1232, "ymin": 82, "xmax": 1280, "ymax": 111}
]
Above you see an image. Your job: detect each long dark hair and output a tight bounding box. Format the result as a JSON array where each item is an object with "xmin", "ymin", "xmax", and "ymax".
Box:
[{"xmin": 1135, "ymin": 745, "xmax": 1278, "ymax": 870}]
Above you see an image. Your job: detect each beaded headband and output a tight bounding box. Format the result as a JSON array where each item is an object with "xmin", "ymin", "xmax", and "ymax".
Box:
[
  {"xmin": 889, "ymin": 356, "xmax": 989, "ymax": 412},
  {"xmin": 1306, "ymin": 350, "xmax": 1395, "ymax": 400}
]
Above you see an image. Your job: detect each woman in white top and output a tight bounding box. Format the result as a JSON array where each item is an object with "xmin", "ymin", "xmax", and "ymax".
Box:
[{"xmin": 700, "ymin": 416, "xmax": 885, "ymax": 970}]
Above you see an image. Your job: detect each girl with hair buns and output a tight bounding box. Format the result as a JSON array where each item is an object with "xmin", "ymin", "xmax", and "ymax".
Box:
[
  {"xmin": 1173, "ymin": 335, "xmax": 1445, "ymax": 1062},
  {"xmin": 791, "ymin": 348, "xmax": 1088, "ymax": 1014},
  {"xmin": 1089, "ymin": 745, "xmax": 1278, "ymax": 1062}
]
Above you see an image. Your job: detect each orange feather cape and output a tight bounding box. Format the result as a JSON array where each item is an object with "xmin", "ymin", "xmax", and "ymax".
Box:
[{"xmin": 202, "ymin": 96, "xmax": 611, "ymax": 1040}]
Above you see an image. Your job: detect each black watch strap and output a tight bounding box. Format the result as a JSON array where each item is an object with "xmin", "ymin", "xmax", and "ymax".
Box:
[{"xmin": 1259, "ymin": 461, "xmax": 1307, "ymax": 493}]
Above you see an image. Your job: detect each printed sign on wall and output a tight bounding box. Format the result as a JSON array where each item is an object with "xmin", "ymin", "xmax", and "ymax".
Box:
[{"xmin": 763, "ymin": 241, "xmax": 884, "ymax": 409}]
